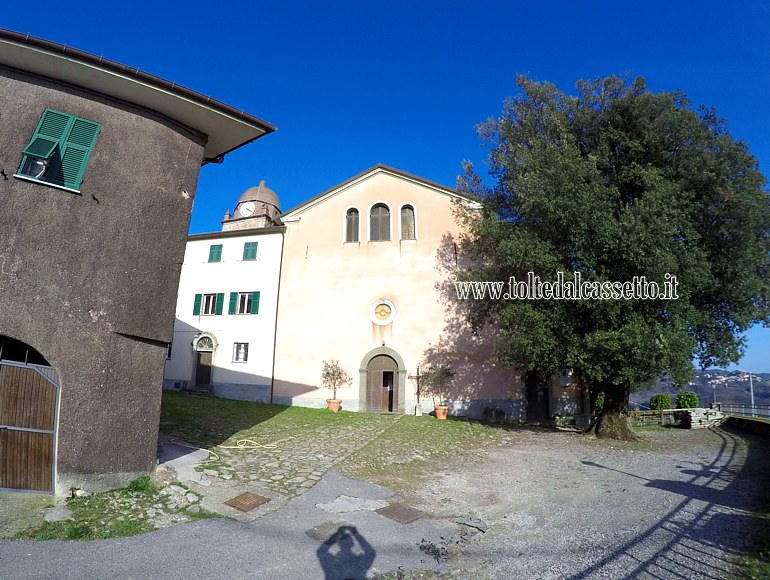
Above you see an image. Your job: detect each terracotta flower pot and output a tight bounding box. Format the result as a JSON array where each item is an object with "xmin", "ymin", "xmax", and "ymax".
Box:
[
  {"xmin": 434, "ymin": 404, "xmax": 449, "ymax": 420},
  {"xmin": 327, "ymin": 399, "xmax": 342, "ymax": 413}
]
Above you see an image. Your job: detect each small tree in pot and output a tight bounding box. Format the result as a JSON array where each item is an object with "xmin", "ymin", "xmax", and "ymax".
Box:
[
  {"xmin": 321, "ymin": 359, "xmax": 352, "ymax": 412},
  {"xmin": 421, "ymin": 366, "xmax": 454, "ymax": 420}
]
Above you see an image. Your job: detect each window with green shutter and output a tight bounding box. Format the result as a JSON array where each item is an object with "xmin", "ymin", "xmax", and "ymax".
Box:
[
  {"xmin": 208, "ymin": 244, "xmax": 223, "ymax": 263},
  {"xmin": 228, "ymin": 291, "xmax": 261, "ymax": 314},
  {"xmin": 243, "ymin": 242, "xmax": 258, "ymax": 261},
  {"xmin": 196, "ymin": 293, "xmax": 224, "ymax": 316},
  {"xmin": 15, "ymin": 108, "xmax": 100, "ymax": 192}
]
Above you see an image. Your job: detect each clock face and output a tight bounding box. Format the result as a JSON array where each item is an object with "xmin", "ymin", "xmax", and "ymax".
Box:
[{"xmin": 240, "ymin": 202, "xmax": 256, "ymax": 217}]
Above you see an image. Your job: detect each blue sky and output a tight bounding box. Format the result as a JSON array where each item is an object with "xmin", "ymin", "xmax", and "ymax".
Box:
[{"xmin": 9, "ymin": 1, "xmax": 769, "ymax": 371}]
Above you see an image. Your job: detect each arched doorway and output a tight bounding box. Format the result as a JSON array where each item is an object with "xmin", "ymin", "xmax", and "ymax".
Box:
[
  {"xmin": 0, "ymin": 336, "xmax": 58, "ymax": 492},
  {"xmin": 367, "ymin": 355, "xmax": 398, "ymax": 412},
  {"xmin": 359, "ymin": 347, "xmax": 406, "ymax": 413},
  {"xmin": 192, "ymin": 334, "xmax": 217, "ymax": 389}
]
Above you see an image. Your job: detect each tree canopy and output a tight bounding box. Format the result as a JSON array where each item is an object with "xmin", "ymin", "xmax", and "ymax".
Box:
[{"xmin": 457, "ymin": 75, "xmax": 770, "ymax": 439}]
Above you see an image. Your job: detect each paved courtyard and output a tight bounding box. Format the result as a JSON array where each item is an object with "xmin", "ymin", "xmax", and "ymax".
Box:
[{"xmin": 1, "ymin": 401, "xmax": 768, "ymax": 579}]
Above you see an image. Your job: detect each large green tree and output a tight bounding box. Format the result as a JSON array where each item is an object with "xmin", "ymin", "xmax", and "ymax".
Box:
[{"xmin": 458, "ymin": 75, "xmax": 770, "ymax": 439}]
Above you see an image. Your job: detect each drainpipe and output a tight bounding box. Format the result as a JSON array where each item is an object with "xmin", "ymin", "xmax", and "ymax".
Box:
[{"xmin": 269, "ymin": 226, "xmax": 286, "ymax": 404}]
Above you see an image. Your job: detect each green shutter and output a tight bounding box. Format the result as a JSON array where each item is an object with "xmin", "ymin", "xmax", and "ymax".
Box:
[
  {"xmin": 18, "ymin": 109, "xmax": 100, "ymax": 191},
  {"xmin": 215, "ymin": 293, "xmax": 225, "ymax": 315},
  {"xmin": 193, "ymin": 294, "xmax": 202, "ymax": 315},
  {"xmin": 56, "ymin": 117, "xmax": 100, "ymax": 190},
  {"xmin": 243, "ymin": 242, "xmax": 257, "ymax": 260},
  {"xmin": 251, "ymin": 291, "xmax": 260, "ymax": 314},
  {"xmin": 37, "ymin": 109, "xmax": 70, "ymax": 139},
  {"xmin": 228, "ymin": 292, "xmax": 238, "ymax": 315},
  {"xmin": 208, "ymin": 244, "xmax": 222, "ymax": 263},
  {"xmin": 22, "ymin": 137, "xmax": 58, "ymax": 159}
]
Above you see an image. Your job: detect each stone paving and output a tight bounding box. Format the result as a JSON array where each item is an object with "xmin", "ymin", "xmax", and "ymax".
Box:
[{"xmin": 167, "ymin": 414, "xmax": 404, "ymax": 502}]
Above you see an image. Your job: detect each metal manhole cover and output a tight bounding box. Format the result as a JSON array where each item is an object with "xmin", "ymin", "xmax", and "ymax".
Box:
[
  {"xmin": 375, "ymin": 504, "xmax": 424, "ymax": 524},
  {"xmin": 224, "ymin": 492, "xmax": 269, "ymax": 512}
]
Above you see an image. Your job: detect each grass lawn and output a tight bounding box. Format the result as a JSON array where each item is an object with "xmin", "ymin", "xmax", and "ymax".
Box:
[{"xmin": 160, "ymin": 392, "xmax": 505, "ymax": 495}]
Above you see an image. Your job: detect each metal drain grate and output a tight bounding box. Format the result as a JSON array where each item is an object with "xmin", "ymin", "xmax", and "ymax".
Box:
[
  {"xmin": 375, "ymin": 504, "xmax": 424, "ymax": 524},
  {"xmin": 224, "ymin": 492, "xmax": 270, "ymax": 512}
]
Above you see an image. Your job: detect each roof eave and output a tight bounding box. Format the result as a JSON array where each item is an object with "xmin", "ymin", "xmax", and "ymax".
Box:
[{"xmin": 0, "ymin": 28, "xmax": 276, "ymax": 160}]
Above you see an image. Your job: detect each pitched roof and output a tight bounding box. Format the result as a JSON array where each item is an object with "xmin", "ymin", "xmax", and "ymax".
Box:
[
  {"xmin": 0, "ymin": 28, "xmax": 276, "ymax": 161},
  {"xmin": 280, "ymin": 164, "xmax": 477, "ymax": 220}
]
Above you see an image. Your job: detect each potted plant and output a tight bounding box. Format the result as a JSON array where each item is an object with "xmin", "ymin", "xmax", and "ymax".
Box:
[
  {"xmin": 420, "ymin": 365, "xmax": 454, "ymax": 420},
  {"xmin": 321, "ymin": 359, "xmax": 352, "ymax": 412}
]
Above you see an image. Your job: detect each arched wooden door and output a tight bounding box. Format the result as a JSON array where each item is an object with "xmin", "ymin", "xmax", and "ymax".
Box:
[
  {"xmin": 0, "ymin": 359, "xmax": 58, "ymax": 492},
  {"xmin": 366, "ymin": 355, "xmax": 398, "ymax": 412}
]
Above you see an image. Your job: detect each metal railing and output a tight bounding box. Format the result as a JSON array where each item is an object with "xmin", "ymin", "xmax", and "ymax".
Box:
[{"xmin": 720, "ymin": 403, "xmax": 770, "ymax": 419}]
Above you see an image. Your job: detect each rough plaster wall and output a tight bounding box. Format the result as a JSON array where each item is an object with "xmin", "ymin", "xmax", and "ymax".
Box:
[{"xmin": 0, "ymin": 67, "xmax": 206, "ymax": 479}]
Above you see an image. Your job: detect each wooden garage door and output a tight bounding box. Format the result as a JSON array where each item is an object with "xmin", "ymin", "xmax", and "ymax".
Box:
[{"xmin": 0, "ymin": 364, "xmax": 57, "ymax": 492}]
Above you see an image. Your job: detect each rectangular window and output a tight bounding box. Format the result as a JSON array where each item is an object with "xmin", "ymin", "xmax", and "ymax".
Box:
[
  {"xmin": 202, "ymin": 293, "xmax": 218, "ymax": 315},
  {"xmin": 208, "ymin": 244, "xmax": 223, "ymax": 263},
  {"xmin": 242, "ymin": 242, "xmax": 258, "ymax": 260},
  {"xmin": 229, "ymin": 291, "xmax": 261, "ymax": 314},
  {"xmin": 238, "ymin": 292, "xmax": 252, "ymax": 314},
  {"xmin": 166, "ymin": 342, "xmax": 173, "ymax": 359},
  {"xmin": 15, "ymin": 108, "xmax": 100, "ymax": 193},
  {"xmin": 233, "ymin": 342, "xmax": 249, "ymax": 362},
  {"xmin": 194, "ymin": 292, "xmax": 224, "ymax": 315}
]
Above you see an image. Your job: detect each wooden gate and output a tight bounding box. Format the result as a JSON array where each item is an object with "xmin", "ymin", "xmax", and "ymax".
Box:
[{"xmin": 0, "ymin": 362, "xmax": 58, "ymax": 492}]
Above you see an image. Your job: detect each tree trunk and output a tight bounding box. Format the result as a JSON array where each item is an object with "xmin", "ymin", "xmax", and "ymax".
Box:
[{"xmin": 586, "ymin": 380, "xmax": 639, "ymax": 441}]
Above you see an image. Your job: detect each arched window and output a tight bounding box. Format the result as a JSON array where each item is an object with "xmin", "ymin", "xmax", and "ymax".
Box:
[
  {"xmin": 400, "ymin": 205, "xmax": 415, "ymax": 240},
  {"xmin": 345, "ymin": 208, "xmax": 359, "ymax": 242},
  {"xmin": 370, "ymin": 204, "xmax": 390, "ymax": 241}
]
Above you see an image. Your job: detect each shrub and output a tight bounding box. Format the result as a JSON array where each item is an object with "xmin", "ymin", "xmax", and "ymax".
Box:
[
  {"xmin": 126, "ymin": 475, "xmax": 154, "ymax": 493},
  {"xmin": 594, "ymin": 391, "xmax": 605, "ymax": 415},
  {"xmin": 649, "ymin": 393, "xmax": 671, "ymax": 410},
  {"xmin": 676, "ymin": 390, "xmax": 699, "ymax": 409},
  {"xmin": 321, "ymin": 359, "xmax": 352, "ymax": 400},
  {"xmin": 421, "ymin": 366, "xmax": 454, "ymax": 405}
]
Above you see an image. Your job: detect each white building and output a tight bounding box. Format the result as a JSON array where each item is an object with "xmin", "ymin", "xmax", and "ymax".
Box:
[{"xmin": 163, "ymin": 182, "xmax": 283, "ymax": 402}]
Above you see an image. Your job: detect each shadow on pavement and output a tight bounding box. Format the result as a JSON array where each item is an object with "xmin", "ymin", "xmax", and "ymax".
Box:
[{"xmin": 317, "ymin": 525, "xmax": 375, "ymax": 580}]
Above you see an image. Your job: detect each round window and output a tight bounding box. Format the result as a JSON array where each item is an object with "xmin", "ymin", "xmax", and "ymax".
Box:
[{"xmin": 370, "ymin": 300, "xmax": 396, "ymax": 326}]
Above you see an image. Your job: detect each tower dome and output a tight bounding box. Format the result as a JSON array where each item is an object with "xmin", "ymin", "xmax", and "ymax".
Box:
[
  {"xmin": 239, "ymin": 180, "xmax": 280, "ymax": 211},
  {"xmin": 222, "ymin": 180, "xmax": 281, "ymax": 231}
]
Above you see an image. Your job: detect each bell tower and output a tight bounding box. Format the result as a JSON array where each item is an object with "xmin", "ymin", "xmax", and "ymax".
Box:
[{"xmin": 222, "ymin": 180, "xmax": 281, "ymax": 231}]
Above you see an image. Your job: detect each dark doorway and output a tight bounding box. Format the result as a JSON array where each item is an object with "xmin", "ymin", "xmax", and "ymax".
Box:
[
  {"xmin": 366, "ymin": 355, "xmax": 398, "ymax": 412},
  {"xmin": 195, "ymin": 351, "xmax": 212, "ymax": 386},
  {"xmin": 526, "ymin": 371, "xmax": 550, "ymax": 423}
]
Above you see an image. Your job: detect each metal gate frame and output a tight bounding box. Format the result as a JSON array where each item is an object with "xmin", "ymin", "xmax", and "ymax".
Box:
[{"xmin": 0, "ymin": 360, "xmax": 60, "ymax": 494}]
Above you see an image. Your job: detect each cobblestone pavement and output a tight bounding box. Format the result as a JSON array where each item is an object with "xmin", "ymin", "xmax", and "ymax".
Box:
[{"xmin": 161, "ymin": 413, "xmax": 408, "ymax": 518}]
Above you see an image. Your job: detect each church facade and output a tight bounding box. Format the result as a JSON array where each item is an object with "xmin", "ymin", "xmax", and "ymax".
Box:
[{"xmin": 166, "ymin": 165, "xmax": 590, "ymax": 423}]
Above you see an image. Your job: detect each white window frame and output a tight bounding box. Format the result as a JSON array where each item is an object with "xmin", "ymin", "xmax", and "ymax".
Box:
[
  {"xmin": 202, "ymin": 293, "xmax": 218, "ymax": 315},
  {"xmin": 237, "ymin": 292, "xmax": 253, "ymax": 315},
  {"xmin": 233, "ymin": 342, "xmax": 249, "ymax": 362}
]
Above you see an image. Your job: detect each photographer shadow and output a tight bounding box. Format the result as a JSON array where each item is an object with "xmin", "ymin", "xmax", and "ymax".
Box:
[{"xmin": 316, "ymin": 525, "xmax": 375, "ymax": 580}]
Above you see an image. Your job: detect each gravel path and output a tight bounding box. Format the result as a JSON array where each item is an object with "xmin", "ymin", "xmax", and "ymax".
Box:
[{"xmin": 404, "ymin": 425, "xmax": 767, "ymax": 579}]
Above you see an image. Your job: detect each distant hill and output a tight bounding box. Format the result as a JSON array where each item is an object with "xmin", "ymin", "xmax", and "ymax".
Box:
[{"xmin": 629, "ymin": 369, "xmax": 770, "ymax": 408}]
